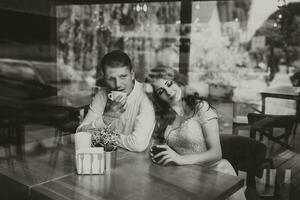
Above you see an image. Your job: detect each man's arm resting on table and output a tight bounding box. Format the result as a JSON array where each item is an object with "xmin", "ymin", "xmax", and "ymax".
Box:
[
  {"xmin": 76, "ymin": 114, "xmax": 120, "ymax": 132},
  {"xmin": 118, "ymin": 98, "xmax": 156, "ymax": 152}
]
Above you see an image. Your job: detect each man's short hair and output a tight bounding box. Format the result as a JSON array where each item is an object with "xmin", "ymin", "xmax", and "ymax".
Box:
[{"xmin": 99, "ymin": 50, "xmax": 133, "ymax": 74}]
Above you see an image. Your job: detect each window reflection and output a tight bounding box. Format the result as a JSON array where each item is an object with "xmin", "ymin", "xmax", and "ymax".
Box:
[
  {"xmin": 57, "ymin": 2, "xmax": 181, "ymax": 95},
  {"xmin": 56, "ymin": 1, "xmax": 300, "ymax": 99}
]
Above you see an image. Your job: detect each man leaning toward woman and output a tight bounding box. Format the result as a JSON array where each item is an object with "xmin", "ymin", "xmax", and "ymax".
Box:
[{"xmin": 76, "ymin": 50, "xmax": 155, "ymax": 152}]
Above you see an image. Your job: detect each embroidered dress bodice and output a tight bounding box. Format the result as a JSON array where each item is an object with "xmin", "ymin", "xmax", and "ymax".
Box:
[
  {"xmin": 163, "ymin": 101, "xmax": 246, "ymax": 200},
  {"xmin": 165, "ymin": 101, "xmax": 217, "ymax": 155}
]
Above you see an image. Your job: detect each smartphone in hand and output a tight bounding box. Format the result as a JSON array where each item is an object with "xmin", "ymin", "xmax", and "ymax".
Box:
[{"xmin": 150, "ymin": 146, "xmax": 165, "ymax": 163}]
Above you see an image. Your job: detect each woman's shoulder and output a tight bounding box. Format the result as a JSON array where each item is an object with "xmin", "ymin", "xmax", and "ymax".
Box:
[
  {"xmin": 195, "ymin": 101, "xmax": 211, "ymax": 113},
  {"xmin": 195, "ymin": 101, "xmax": 218, "ymax": 124}
]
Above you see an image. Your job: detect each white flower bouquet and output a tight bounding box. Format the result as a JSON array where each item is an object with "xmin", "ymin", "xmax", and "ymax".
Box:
[{"xmin": 88, "ymin": 126, "xmax": 120, "ymax": 152}]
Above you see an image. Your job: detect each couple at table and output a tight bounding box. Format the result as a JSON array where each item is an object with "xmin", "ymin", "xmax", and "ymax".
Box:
[{"xmin": 77, "ymin": 50, "xmax": 245, "ymax": 200}]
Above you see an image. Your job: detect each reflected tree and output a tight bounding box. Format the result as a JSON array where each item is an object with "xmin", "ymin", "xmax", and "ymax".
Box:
[{"xmin": 254, "ymin": 3, "xmax": 300, "ymax": 78}]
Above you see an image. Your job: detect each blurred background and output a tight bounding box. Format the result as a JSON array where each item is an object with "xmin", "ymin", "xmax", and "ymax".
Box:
[{"xmin": 1, "ymin": 0, "xmax": 299, "ymax": 100}]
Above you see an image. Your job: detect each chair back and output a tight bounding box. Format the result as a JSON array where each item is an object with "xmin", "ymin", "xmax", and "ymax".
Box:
[
  {"xmin": 247, "ymin": 112, "xmax": 296, "ymax": 150},
  {"xmin": 261, "ymin": 86, "xmax": 297, "ymax": 115},
  {"xmin": 248, "ymin": 113, "xmax": 296, "ymax": 129},
  {"xmin": 220, "ymin": 134, "xmax": 267, "ymax": 178}
]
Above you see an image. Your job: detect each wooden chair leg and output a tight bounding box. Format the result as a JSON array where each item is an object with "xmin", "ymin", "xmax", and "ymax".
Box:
[
  {"xmin": 259, "ymin": 132, "xmax": 264, "ymax": 141},
  {"xmin": 232, "ymin": 123, "xmax": 238, "ymax": 135},
  {"xmin": 292, "ymin": 123, "xmax": 298, "ymax": 139},
  {"xmin": 247, "ymin": 173, "xmax": 257, "ymax": 190},
  {"xmin": 250, "ymin": 128, "xmax": 256, "ymax": 139},
  {"xmin": 54, "ymin": 128, "xmax": 59, "ymax": 142},
  {"xmin": 15, "ymin": 125, "xmax": 25, "ymax": 161},
  {"xmin": 284, "ymin": 127, "xmax": 292, "ymax": 144},
  {"xmin": 276, "ymin": 169, "xmax": 291, "ymax": 200},
  {"xmin": 256, "ymin": 168, "xmax": 277, "ymax": 199}
]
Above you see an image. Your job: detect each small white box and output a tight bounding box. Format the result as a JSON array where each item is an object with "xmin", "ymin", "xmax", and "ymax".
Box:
[{"xmin": 76, "ymin": 147, "xmax": 105, "ymax": 174}]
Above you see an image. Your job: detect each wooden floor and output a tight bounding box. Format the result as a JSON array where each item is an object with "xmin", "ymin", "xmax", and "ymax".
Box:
[{"xmin": 1, "ymin": 101, "xmax": 300, "ymax": 200}]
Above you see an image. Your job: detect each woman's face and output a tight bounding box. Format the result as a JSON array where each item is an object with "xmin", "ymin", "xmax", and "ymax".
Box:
[{"xmin": 153, "ymin": 79, "xmax": 181, "ymax": 104}]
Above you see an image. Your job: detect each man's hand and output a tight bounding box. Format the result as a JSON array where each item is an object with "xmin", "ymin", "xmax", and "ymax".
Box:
[{"xmin": 106, "ymin": 95, "xmax": 127, "ymax": 117}]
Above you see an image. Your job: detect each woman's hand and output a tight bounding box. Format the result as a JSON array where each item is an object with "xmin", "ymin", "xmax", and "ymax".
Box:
[{"xmin": 151, "ymin": 144, "xmax": 186, "ymax": 166}]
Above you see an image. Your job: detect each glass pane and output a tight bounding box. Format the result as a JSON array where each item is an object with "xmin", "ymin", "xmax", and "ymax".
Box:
[
  {"xmin": 189, "ymin": 0, "xmax": 285, "ymax": 102},
  {"xmin": 190, "ymin": 0, "xmax": 255, "ymax": 87},
  {"xmin": 56, "ymin": 2, "xmax": 181, "ymax": 95}
]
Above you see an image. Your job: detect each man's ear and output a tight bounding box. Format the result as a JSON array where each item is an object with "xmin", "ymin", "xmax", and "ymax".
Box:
[{"xmin": 131, "ymin": 70, "xmax": 135, "ymax": 80}]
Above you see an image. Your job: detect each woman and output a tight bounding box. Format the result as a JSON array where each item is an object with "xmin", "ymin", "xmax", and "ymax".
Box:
[{"xmin": 148, "ymin": 66, "xmax": 246, "ymax": 200}]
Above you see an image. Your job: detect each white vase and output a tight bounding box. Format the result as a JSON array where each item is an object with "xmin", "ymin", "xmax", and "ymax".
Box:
[{"xmin": 105, "ymin": 150, "xmax": 117, "ymax": 170}]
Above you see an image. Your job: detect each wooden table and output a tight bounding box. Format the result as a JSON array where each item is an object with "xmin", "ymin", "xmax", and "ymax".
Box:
[{"xmin": 0, "ymin": 136, "xmax": 244, "ymax": 200}]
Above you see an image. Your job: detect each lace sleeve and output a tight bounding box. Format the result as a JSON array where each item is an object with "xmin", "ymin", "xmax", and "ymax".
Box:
[{"xmin": 196, "ymin": 101, "xmax": 218, "ymax": 125}]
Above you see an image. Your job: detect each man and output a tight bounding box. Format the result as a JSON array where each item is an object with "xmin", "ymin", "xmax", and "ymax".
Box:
[{"xmin": 77, "ymin": 50, "xmax": 155, "ymax": 152}]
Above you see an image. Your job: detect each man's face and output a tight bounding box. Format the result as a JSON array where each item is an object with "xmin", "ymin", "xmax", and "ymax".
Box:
[{"xmin": 103, "ymin": 65, "xmax": 135, "ymax": 95}]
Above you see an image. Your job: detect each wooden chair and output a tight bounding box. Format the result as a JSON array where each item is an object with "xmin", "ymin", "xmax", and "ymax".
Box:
[
  {"xmin": 232, "ymin": 100, "xmax": 261, "ymax": 135},
  {"xmin": 248, "ymin": 113, "xmax": 296, "ymax": 150},
  {"xmin": 220, "ymin": 134, "xmax": 270, "ymax": 189},
  {"xmin": 220, "ymin": 134, "xmax": 292, "ymax": 199},
  {"xmin": 262, "ymin": 91, "xmax": 299, "ymax": 142},
  {"xmin": 247, "ymin": 90, "xmax": 299, "ymax": 150},
  {"xmin": 0, "ymin": 106, "xmax": 25, "ymax": 160},
  {"xmin": 0, "ymin": 119, "xmax": 14, "ymax": 161}
]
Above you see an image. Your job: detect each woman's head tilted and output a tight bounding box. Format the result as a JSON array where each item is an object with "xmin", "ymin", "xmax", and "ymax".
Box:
[
  {"xmin": 148, "ymin": 65, "xmax": 202, "ymax": 110},
  {"xmin": 147, "ymin": 65, "xmax": 187, "ymax": 111},
  {"xmin": 147, "ymin": 65, "xmax": 212, "ymax": 142},
  {"xmin": 152, "ymin": 79, "xmax": 182, "ymax": 105}
]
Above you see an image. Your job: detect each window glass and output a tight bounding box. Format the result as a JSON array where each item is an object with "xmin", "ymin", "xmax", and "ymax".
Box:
[{"xmin": 56, "ymin": 2, "xmax": 181, "ymax": 94}]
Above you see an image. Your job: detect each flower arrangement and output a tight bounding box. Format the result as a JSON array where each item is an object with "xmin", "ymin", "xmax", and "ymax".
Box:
[{"xmin": 88, "ymin": 126, "xmax": 120, "ymax": 152}]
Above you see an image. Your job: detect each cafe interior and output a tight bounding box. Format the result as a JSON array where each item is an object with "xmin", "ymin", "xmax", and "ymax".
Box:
[{"xmin": 1, "ymin": 0, "xmax": 300, "ymax": 199}]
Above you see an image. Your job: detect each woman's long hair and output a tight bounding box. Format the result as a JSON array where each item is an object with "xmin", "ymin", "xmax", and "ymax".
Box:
[{"xmin": 147, "ymin": 65, "xmax": 210, "ymax": 142}]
